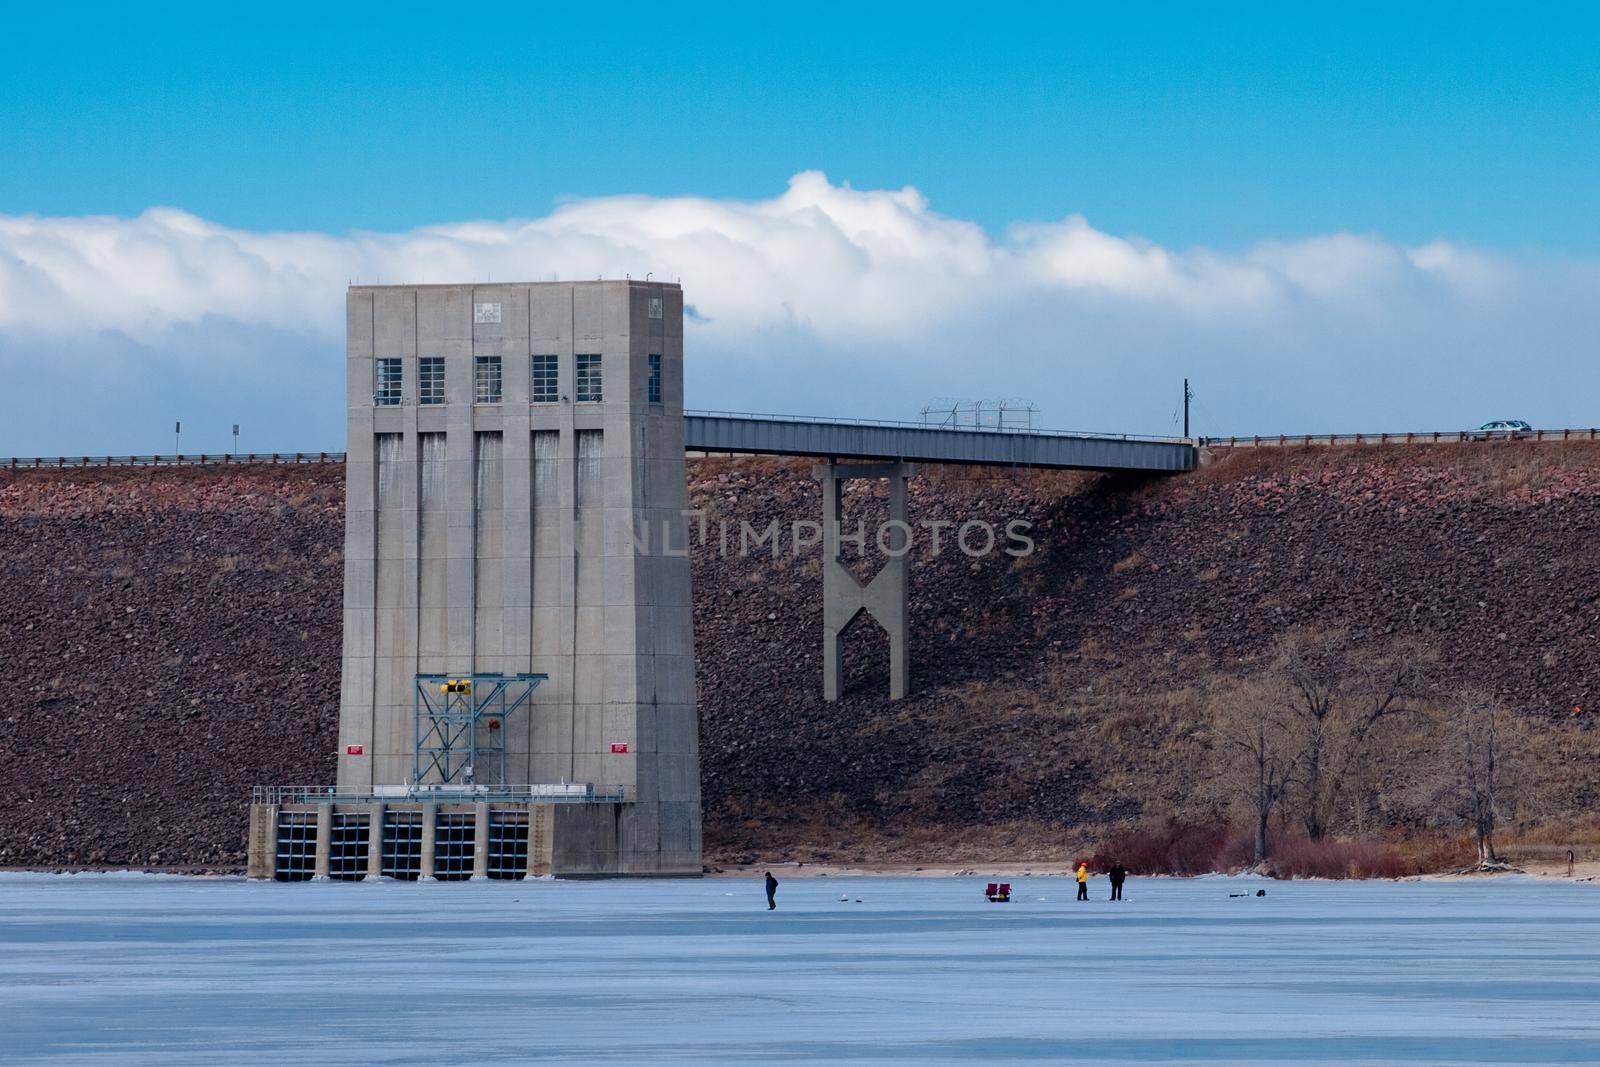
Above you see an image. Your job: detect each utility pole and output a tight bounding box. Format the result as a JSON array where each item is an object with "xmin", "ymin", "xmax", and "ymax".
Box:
[
  {"xmin": 175, "ymin": 420, "xmax": 181, "ymax": 456},
  {"xmin": 232, "ymin": 424, "xmax": 240, "ymax": 456},
  {"xmin": 1183, "ymin": 379, "xmax": 1192, "ymax": 439}
]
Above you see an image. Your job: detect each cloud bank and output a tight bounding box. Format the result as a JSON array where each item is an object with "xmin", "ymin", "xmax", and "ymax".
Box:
[{"xmin": 1, "ymin": 171, "xmax": 1596, "ymax": 454}]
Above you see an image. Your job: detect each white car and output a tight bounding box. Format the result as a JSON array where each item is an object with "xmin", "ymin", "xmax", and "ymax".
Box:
[{"xmin": 1471, "ymin": 420, "xmax": 1533, "ymax": 439}]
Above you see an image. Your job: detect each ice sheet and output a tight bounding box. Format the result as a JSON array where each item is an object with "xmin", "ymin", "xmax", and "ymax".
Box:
[{"xmin": 2, "ymin": 872, "xmax": 1597, "ymax": 1064}]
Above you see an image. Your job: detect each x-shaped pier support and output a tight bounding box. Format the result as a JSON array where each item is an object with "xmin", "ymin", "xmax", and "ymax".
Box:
[{"xmin": 813, "ymin": 460, "xmax": 917, "ymax": 701}]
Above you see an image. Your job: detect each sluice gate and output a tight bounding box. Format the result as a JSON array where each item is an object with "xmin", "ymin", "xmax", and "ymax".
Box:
[{"xmin": 249, "ymin": 785, "xmax": 615, "ymax": 881}]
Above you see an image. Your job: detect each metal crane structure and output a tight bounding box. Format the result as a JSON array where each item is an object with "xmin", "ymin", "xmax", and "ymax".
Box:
[{"xmin": 412, "ymin": 673, "xmax": 547, "ymax": 788}]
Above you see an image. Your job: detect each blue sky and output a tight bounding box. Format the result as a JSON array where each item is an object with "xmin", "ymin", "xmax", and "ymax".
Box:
[
  {"xmin": 7, "ymin": 3, "xmax": 1599, "ymax": 248},
  {"xmin": 2, "ymin": 3, "xmax": 1598, "ymax": 453}
]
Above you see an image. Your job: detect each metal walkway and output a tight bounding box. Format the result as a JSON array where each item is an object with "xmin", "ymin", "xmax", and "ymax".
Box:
[
  {"xmin": 683, "ymin": 411, "xmax": 1195, "ymax": 472},
  {"xmin": 3, "ymin": 414, "xmax": 1198, "ymax": 474}
]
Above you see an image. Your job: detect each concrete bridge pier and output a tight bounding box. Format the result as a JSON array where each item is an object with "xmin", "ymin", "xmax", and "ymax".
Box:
[
  {"xmin": 365, "ymin": 804, "xmax": 386, "ymax": 879},
  {"xmin": 312, "ymin": 806, "xmax": 333, "ymax": 880},
  {"xmin": 471, "ymin": 802, "xmax": 490, "ymax": 880},
  {"xmin": 815, "ymin": 460, "xmax": 917, "ymax": 701},
  {"xmin": 247, "ymin": 804, "xmax": 278, "ymax": 880},
  {"xmin": 419, "ymin": 803, "xmax": 438, "ymax": 881}
]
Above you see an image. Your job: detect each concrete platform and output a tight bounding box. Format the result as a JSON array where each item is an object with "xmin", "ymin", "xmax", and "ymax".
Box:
[{"xmin": 247, "ymin": 799, "xmax": 701, "ymax": 881}]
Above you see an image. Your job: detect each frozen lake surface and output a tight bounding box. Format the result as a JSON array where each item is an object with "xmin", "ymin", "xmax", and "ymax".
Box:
[{"xmin": 2, "ymin": 872, "xmax": 1597, "ymax": 1065}]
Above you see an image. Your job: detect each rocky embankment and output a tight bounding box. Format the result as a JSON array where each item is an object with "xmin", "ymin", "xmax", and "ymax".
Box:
[
  {"xmin": 0, "ymin": 466, "xmax": 342, "ymax": 868},
  {"xmin": 3, "ymin": 443, "xmax": 1598, "ymax": 868}
]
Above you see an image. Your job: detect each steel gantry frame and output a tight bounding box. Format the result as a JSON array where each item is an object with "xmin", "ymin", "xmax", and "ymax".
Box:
[{"xmin": 412, "ymin": 673, "xmax": 547, "ymax": 787}]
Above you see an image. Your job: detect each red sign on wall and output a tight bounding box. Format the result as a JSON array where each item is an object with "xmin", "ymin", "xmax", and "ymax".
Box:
[
  {"xmin": 610, "ymin": 743, "xmax": 629, "ymax": 754},
  {"xmin": 346, "ymin": 744, "xmax": 365, "ymax": 756}
]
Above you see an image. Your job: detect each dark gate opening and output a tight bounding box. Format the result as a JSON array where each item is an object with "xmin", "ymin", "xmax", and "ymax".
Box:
[
  {"xmin": 487, "ymin": 810, "xmax": 529, "ymax": 880},
  {"xmin": 274, "ymin": 812, "xmax": 317, "ymax": 882},
  {"xmin": 433, "ymin": 813, "xmax": 475, "ymax": 881},
  {"xmin": 329, "ymin": 813, "xmax": 369, "ymax": 881},
  {"xmin": 381, "ymin": 811, "xmax": 423, "ymax": 880}
]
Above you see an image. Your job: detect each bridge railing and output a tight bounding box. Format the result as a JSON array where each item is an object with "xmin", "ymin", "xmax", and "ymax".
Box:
[
  {"xmin": 252, "ymin": 783, "xmax": 628, "ymax": 806},
  {"xmin": 1205, "ymin": 428, "xmax": 1600, "ymax": 448},
  {"xmin": 12, "ymin": 426, "xmax": 1597, "ymax": 471},
  {"xmin": 685, "ymin": 409, "xmax": 1192, "ymax": 444},
  {"xmin": 3, "ymin": 452, "xmax": 346, "ymax": 470}
]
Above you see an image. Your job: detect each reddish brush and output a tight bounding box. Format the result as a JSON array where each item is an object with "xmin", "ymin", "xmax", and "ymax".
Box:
[
  {"xmin": 1090, "ymin": 820, "xmax": 1460, "ymax": 879},
  {"xmin": 1264, "ymin": 836, "xmax": 1411, "ymax": 879},
  {"xmin": 1089, "ymin": 819, "xmax": 1237, "ymax": 875}
]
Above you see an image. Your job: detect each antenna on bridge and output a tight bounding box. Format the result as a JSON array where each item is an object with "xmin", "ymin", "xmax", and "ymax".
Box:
[
  {"xmin": 920, "ymin": 398, "xmax": 1039, "ymax": 430},
  {"xmin": 1184, "ymin": 378, "xmax": 1192, "ymax": 439}
]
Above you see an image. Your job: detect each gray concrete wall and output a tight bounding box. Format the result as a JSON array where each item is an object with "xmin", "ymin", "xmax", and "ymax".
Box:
[
  {"xmin": 246, "ymin": 804, "xmax": 277, "ymax": 879},
  {"xmin": 338, "ymin": 281, "xmax": 701, "ymax": 876}
]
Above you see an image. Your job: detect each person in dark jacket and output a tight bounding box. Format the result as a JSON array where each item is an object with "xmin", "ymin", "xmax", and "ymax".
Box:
[
  {"xmin": 765, "ymin": 871, "xmax": 779, "ymax": 910},
  {"xmin": 1108, "ymin": 864, "xmax": 1127, "ymax": 901}
]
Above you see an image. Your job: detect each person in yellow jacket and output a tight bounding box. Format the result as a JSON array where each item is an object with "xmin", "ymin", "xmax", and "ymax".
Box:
[{"xmin": 1075, "ymin": 862, "xmax": 1089, "ymax": 901}]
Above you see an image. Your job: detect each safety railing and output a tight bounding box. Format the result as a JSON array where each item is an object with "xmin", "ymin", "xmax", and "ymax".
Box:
[
  {"xmin": 685, "ymin": 409, "xmax": 1192, "ymax": 444},
  {"xmin": 1204, "ymin": 428, "xmax": 1600, "ymax": 448},
  {"xmin": 252, "ymin": 783, "xmax": 628, "ymax": 806},
  {"xmin": 18, "ymin": 424, "xmax": 1593, "ymax": 469},
  {"xmin": 3, "ymin": 452, "xmax": 345, "ymax": 470}
]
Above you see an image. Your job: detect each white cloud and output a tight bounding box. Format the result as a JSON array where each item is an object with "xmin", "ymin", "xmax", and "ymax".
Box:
[
  {"xmin": 1, "ymin": 170, "xmax": 1596, "ymax": 454},
  {"xmin": 0, "ymin": 170, "xmax": 1533, "ymax": 346}
]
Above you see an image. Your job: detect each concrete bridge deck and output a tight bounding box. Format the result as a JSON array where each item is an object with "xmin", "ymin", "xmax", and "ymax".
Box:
[
  {"xmin": 683, "ymin": 411, "xmax": 1195, "ymax": 472},
  {"xmin": 6, "ymin": 414, "xmax": 1198, "ymax": 473}
]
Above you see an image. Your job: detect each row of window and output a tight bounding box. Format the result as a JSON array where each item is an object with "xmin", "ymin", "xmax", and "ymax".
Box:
[{"xmin": 374, "ymin": 354, "xmax": 661, "ymax": 406}]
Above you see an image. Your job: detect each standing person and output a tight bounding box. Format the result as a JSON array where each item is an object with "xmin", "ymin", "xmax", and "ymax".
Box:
[
  {"xmin": 1108, "ymin": 863, "xmax": 1127, "ymax": 901},
  {"xmin": 1076, "ymin": 862, "xmax": 1089, "ymax": 901},
  {"xmin": 765, "ymin": 871, "xmax": 779, "ymax": 911}
]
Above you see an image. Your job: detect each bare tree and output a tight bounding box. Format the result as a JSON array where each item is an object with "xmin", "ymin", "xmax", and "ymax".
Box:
[
  {"xmin": 1452, "ymin": 689, "xmax": 1510, "ymax": 866},
  {"xmin": 1276, "ymin": 633, "xmax": 1422, "ymax": 840},
  {"xmin": 1214, "ymin": 684, "xmax": 1300, "ymax": 864}
]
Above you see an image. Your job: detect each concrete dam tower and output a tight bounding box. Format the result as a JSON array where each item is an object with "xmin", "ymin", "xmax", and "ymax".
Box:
[{"xmin": 249, "ymin": 280, "xmax": 700, "ymax": 879}]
